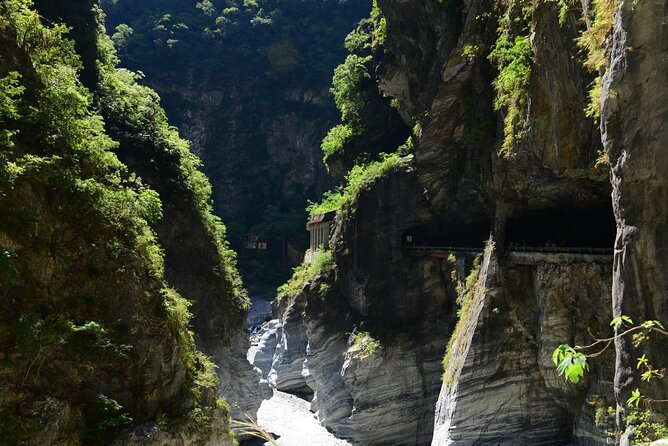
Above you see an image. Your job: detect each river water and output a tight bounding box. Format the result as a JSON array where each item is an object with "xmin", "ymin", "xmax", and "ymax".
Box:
[{"xmin": 241, "ymin": 295, "xmax": 352, "ymax": 446}]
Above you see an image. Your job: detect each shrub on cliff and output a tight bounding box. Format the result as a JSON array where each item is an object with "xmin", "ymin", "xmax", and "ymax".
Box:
[
  {"xmin": 307, "ymin": 152, "xmax": 408, "ymax": 218},
  {"xmin": 276, "ymin": 250, "xmax": 335, "ymax": 303}
]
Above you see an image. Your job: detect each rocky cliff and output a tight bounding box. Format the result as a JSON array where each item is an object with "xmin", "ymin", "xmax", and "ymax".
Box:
[
  {"xmin": 33, "ymin": 0, "xmax": 269, "ymax": 424},
  {"xmin": 0, "ymin": 1, "xmax": 261, "ymax": 443},
  {"xmin": 265, "ymin": 0, "xmax": 667, "ymax": 444},
  {"xmin": 601, "ymin": 0, "xmax": 668, "ymax": 439}
]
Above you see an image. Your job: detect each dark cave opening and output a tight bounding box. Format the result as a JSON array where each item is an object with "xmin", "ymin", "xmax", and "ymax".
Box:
[
  {"xmin": 402, "ymin": 221, "xmax": 491, "ymax": 248},
  {"xmin": 505, "ymin": 206, "xmax": 616, "ymax": 248}
]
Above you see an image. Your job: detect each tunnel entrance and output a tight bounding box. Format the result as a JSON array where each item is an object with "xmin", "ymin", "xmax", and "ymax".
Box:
[
  {"xmin": 505, "ymin": 206, "xmax": 615, "ymax": 249},
  {"xmin": 402, "ymin": 221, "xmax": 491, "ymax": 248}
]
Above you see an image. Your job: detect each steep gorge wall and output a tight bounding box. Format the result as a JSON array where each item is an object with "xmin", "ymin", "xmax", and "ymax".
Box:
[
  {"xmin": 434, "ymin": 250, "xmax": 615, "ymax": 445},
  {"xmin": 31, "ymin": 0, "xmax": 270, "ymax": 422},
  {"xmin": 0, "ymin": 1, "xmax": 268, "ymax": 443},
  {"xmin": 265, "ymin": 0, "xmax": 668, "ymax": 443},
  {"xmin": 266, "ymin": 164, "xmax": 460, "ymax": 445},
  {"xmin": 601, "ymin": 0, "xmax": 668, "ymax": 436}
]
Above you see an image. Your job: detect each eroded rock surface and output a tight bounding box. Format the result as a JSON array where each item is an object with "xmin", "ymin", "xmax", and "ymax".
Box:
[
  {"xmin": 434, "ymin": 247, "xmax": 615, "ymax": 445},
  {"xmin": 268, "ymin": 165, "xmax": 457, "ymax": 446},
  {"xmin": 269, "ymin": 296, "xmax": 313, "ymax": 394},
  {"xmin": 601, "ymin": 0, "xmax": 668, "ymax": 430}
]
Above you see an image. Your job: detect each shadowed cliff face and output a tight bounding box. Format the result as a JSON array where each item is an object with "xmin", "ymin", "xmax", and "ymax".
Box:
[
  {"xmin": 373, "ymin": 0, "xmax": 621, "ymax": 443},
  {"xmin": 601, "ymin": 0, "xmax": 668, "ymax": 429}
]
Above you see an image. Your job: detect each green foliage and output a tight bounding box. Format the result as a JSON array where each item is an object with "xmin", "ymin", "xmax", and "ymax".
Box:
[
  {"xmin": 322, "ymin": 124, "xmax": 356, "ymax": 163},
  {"xmin": 111, "ymin": 23, "xmax": 133, "ymax": 49},
  {"xmin": 0, "ymin": 2, "xmax": 235, "ymax": 441},
  {"xmin": 83, "ymin": 395, "xmax": 133, "ymax": 445},
  {"xmin": 611, "ymin": 314, "xmax": 634, "ymax": 331},
  {"xmin": 0, "ymin": 72, "xmax": 25, "ymax": 147},
  {"xmin": 193, "ymin": 351, "xmax": 219, "ymax": 390},
  {"xmin": 276, "ymin": 250, "xmax": 335, "ymax": 303},
  {"xmin": 307, "ymin": 152, "xmax": 407, "ymax": 218},
  {"xmin": 96, "ymin": 32, "xmax": 247, "ymax": 306},
  {"xmin": 625, "ymin": 408, "xmax": 668, "ymax": 444},
  {"xmin": 344, "ymin": 29, "xmax": 370, "ymax": 53},
  {"xmin": 306, "ymin": 190, "xmax": 344, "ymax": 218},
  {"xmin": 461, "ymin": 45, "xmax": 479, "ymax": 63},
  {"xmin": 347, "ymin": 330, "xmax": 382, "ymax": 359},
  {"xmin": 488, "ymin": 33, "xmax": 533, "ymax": 157},
  {"xmin": 331, "ymin": 54, "xmax": 373, "ymax": 126},
  {"xmin": 594, "ymin": 405, "xmax": 614, "ymax": 426},
  {"xmin": 162, "ymin": 287, "xmax": 193, "ymax": 348},
  {"xmin": 548, "ymin": 0, "xmax": 576, "ymax": 25},
  {"xmin": 370, "ymin": 0, "xmax": 386, "ymax": 47},
  {"xmin": 552, "ymin": 344, "xmax": 589, "ymax": 384},
  {"xmin": 396, "ymin": 136, "xmax": 415, "ymax": 156},
  {"xmin": 627, "ymin": 388, "xmax": 642, "ymax": 408},
  {"xmin": 136, "ymin": 188, "xmax": 163, "ymax": 224},
  {"xmin": 442, "ymin": 254, "xmax": 485, "ymax": 383},
  {"xmin": 576, "ymin": 0, "xmax": 617, "ymax": 118},
  {"xmin": 595, "ymin": 148, "xmax": 609, "ymax": 168},
  {"xmin": 196, "ymin": 0, "xmax": 217, "ymax": 16}
]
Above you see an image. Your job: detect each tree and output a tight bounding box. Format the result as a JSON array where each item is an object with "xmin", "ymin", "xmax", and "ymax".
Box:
[{"xmin": 553, "ymin": 316, "xmax": 668, "ymax": 442}]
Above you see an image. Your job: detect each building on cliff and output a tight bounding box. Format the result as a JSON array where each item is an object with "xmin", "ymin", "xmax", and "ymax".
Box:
[{"xmin": 305, "ymin": 211, "xmax": 335, "ymax": 263}]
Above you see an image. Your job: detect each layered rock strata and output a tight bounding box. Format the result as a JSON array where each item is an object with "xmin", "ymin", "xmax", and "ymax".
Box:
[{"xmin": 434, "ymin": 246, "xmax": 615, "ymax": 445}]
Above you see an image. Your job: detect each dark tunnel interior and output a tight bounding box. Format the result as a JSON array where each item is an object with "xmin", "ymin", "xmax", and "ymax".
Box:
[
  {"xmin": 402, "ymin": 221, "xmax": 492, "ymax": 248},
  {"xmin": 505, "ymin": 206, "xmax": 616, "ymax": 248}
]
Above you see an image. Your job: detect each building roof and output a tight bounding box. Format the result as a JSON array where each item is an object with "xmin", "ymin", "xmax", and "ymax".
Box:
[{"xmin": 307, "ymin": 211, "xmax": 336, "ymax": 227}]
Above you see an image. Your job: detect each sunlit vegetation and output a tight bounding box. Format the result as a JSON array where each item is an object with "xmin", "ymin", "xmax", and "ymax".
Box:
[
  {"xmin": 347, "ymin": 330, "xmax": 382, "ymax": 359},
  {"xmin": 276, "ymin": 250, "xmax": 335, "ymax": 303},
  {"xmin": 441, "ymin": 254, "xmax": 485, "ymax": 384},
  {"xmin": 307, "ymin": 153, "xmax": 408, "ymax": 218},
  {"xmin": 96, "ymin": 30, "xmax": 247, "ymax": 307},
  {"xmin": 488, "ymin": 0, "xmax": 533, "ymax": 157},
  {"xmin": 576, "ymin": 0, "xmax": 617, "ymax": 118}
]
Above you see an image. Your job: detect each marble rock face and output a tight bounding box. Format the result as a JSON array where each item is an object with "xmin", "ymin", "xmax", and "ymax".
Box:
[
  {"xmin": 601, "ymin": 0, "xmax": 668, "ymax": 419},
  {"xmin": 269, "ymin": 166, "xmax": 457, "ymax": 446},
  {"xmin": 433, "ymin": 248, "xmax": 615, "ymax": 445},
  {"xmin": 248, "ymin": 319, "xmax": 281, "ymax": 380},
  {"xmin": 268, "ymin": 296, "xmax": 313, "ymax": 394}
]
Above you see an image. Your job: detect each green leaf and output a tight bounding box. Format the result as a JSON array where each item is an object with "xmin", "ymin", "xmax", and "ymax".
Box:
[
  {"xmin": 636, "ymin": 354, "xmax": 648, "ymax": 370},
  {"xmin": 552, "ymin": 344, "xmax": 569, "ymax": 366},
  {"xmin": 565, "ymin": 363, "xmax": 584, "ymax": 383},
  {"xmin": 557, "ymin": 357, "xmax": 571, "ymax": 376},
  {"xmin": 611, "ymin": 315, "xmax": 633, "ymax": 331},
  {"xmin": 626, "ymin": 389, "xmax": 641, "ymax": 408},
  {"xmin": 640, "ymin": 370, "xmax": 653, "ymax": 382},
  {"xmin": 555, "ymin": 348, "xmax": 589, "ymax": 384}
]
